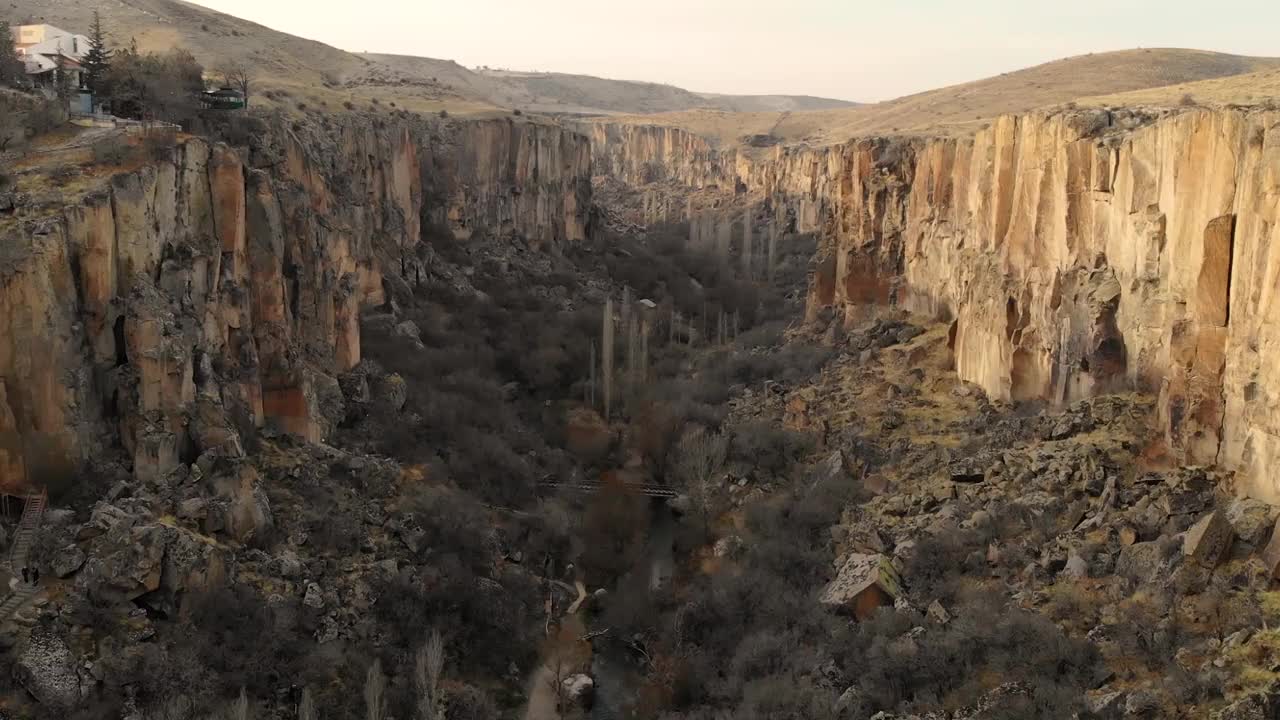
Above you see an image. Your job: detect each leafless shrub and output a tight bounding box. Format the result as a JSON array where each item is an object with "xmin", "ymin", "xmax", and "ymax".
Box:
[
  {"xmin": 677, "ymin": 427, "xmax": 728, "ymax": 529},
  {"xmin": 225, "ymin": 688, "xmax": 250, "ymax": 720},
  {"xmin": 1180, "ymin": 93, "xmax": 1198, "ymax": 107},
  {"xmin": 365, "ymin": 659, "xmax": 386, "ymax": 720},
  {"xmin": 92, "ymin": 138, "xmax": 134, "ymax": 165},
  {"xmin": 297, "ymin": 687, "xmax": 317, "ymax": 720},
  {"xmin": 415, "ymin": 631, "xmax": 447, "ymax": 720}
]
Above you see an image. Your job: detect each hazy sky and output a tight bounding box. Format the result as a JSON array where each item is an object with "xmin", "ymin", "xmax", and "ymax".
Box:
[{"xmin": 187, "ymin": 0, "xmax": 1278, "ymax": 101}]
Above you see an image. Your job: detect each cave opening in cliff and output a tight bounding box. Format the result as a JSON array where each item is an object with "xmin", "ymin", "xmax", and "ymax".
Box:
[
  {"xmin": 0, "ymin": 494, "xmax": 30, "ymax": 521},
  {"xmin": 113, "ymin": 316, "xmax": 129, "ymax": 368}
]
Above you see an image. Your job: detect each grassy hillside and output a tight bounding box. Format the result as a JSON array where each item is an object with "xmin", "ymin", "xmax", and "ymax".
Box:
[{"xmin": 3, "ymin": 0, "xmax": 854, "ymax": 117}]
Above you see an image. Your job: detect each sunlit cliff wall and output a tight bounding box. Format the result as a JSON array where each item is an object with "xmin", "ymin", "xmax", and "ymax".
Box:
[
  {"xmin": 0, "ymin": 115, "xmax": 591, "ymax": 493},
  {"xmin": 590, "ymin": 108, "xmax": 1280, "ymax": 501}
]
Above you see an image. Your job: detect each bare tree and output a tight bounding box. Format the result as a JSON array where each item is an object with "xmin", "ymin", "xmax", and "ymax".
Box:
[
  {"xmin": 222, "ymin": 689, "xmax": 251, "ymax": 720},
  {"xmin": 218, "ymin": 61, "xmax": 254, "ymax": 107},
  {"xmin": 676, "ymin": 428, "xmax": 728, "ymax": 531},
  {"xmin": 767, "ymin": 218, "xmax": 778, "ymax": 284},
  {"xmin": 365, "ymin": 659, "xmax": 386, "ymax": 720},
  {"xmin": 602, "ymin": 297, "xmax": 614, "ymax": 420},
  {"xmin": 297, "ymin": 687, "xmax": 318, "ymax": 720},
  {"xmin": 414, "ymin": 631, "xmax": 447, "ymax": 720}
]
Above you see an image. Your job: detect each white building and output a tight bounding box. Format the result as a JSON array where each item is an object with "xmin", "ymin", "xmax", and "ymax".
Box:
[{"xmin": 9, "ymin": 24, "xmax": 93, "ymax": 110}]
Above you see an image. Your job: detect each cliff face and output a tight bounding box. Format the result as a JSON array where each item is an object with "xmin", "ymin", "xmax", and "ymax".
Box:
[
  {"xmin": 0, "ymin": 116, "xmax": 591, "ymax": 494},
  {"xmin": 589, "ymin": 109, "xmax": 1280, "ymax": 502}
]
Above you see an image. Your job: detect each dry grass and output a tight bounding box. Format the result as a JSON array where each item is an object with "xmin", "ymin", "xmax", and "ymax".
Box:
[
  {"xmin": 593, "ymin": 48, "xmax": 1280, "ymax": 148},
  {"xmin": 1082, "ymin": 67, "xmax": 1280, "ymax": 108}
]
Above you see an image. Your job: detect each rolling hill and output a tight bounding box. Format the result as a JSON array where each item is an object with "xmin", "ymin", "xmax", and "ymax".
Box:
[
  {"xmin": 593, "ymin": 48, "xmax": 1280, "ymax": 147},
  {"xmin": 3, "ymin": 0, "xmax": 855, "ymax": 116},
  {"xmin": 361, "ymin": 54, "xmax": 857, "ymax": 116}
]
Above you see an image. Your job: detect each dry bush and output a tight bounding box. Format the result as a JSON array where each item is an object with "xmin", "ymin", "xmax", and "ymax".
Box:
[{"xmin": 92, "ymin": 138, "xmax": 135, "ymax": 165}]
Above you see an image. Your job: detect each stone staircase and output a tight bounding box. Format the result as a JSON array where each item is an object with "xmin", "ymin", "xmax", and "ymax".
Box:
[{"xmin": 0, "ymin": 583, "xmax": 38, "ymax": 620}]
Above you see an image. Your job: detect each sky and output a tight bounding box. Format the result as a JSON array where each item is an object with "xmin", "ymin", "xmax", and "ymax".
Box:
[{"xmin": 186, "ymin": 0, "xmax": 1280, "ymax": 102}]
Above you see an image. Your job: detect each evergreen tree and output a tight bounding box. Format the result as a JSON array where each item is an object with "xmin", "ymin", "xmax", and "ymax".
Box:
[
  {"xmin": 0, "ymin": 20, "xmax": 27, "ymax": 88},
  {"xmin": 82, "ymin": 11, "xmax": 113, "ymax": 96}
]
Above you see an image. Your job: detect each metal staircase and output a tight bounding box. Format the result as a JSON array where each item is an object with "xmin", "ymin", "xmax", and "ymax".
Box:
[{"xmin": 8, "ymin": 488, "xmax": 46, "ymax": 573}]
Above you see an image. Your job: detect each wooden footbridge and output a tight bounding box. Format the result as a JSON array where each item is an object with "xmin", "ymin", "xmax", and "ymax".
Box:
[{"xmin": 537, "ymin": 479, "xmax": 680, "ymax": 499}]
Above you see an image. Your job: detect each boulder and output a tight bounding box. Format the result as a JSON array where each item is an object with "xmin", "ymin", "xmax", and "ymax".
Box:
[
  {"xmin": 1227, "ymin": 498, "xmax": 1278, "ymax": 548},
  {"xmin": 820, "ymin": 553, "xmax": 902, "ymax": 620},
  {"xmin": 76, "ymin": 522, "xmax": 168, "ymax": 601},
  {"xmin": 303, "ymin": 581, "xmax": 325, "ymax": 609},
  {"xmin": 713, "ymin": 535, "xmax": 744, "ymax": 559},
  {"xmin": 1062, "ymin": 551, "xmax": 1089, "ymax": 580},
  {"xmin": 373, "ymin": 373, "xmax": 407, "ymax": 413},
  {"xmin": 1211, "ymin": 684, "xmax": 1280, "ymax": 720},
  {"xmin": 815, "ymin": 450, "xmax": 852, "ymax": 486},
  {"xmin": 1263, "ymin": 517, "xmax": 1280, "ymax": 578},
  {"xmin": 561, "ymin": 673, "xmax": 594, "ymax": 708},
  {"xmin": 1116, "ymin": 539, "xmax": 1177, "ymax": 585},
  {"xmin": 927, "ymin": 599, "xmax": 951, "ymax": 625},
  {"xmin": 393, "ymin": 320, "xmax": 424, "ymax": 346},
  {"xmin": 14, "ymin": 629, "xmax": 81, "ymax": 709},
  {"xmin": 1184, "ymin": 510, "xmax": 1233, "ymax": 568},
  {"xmin": 1085, "ymin": 689, "xmax": 1126, "ymax": 719},
  {"xmin": 51, "ymin": 544, "xmax": 87, "ymax": 579}
]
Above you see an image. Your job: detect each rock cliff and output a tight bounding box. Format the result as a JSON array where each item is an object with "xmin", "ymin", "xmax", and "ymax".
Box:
[
  {"xmin": 0, "ymin": 115, "xmax": 591, "ymax": 494},
  {"xmin": 588, "ymin": 108, "xmax": 1280, "ymax": 502}
]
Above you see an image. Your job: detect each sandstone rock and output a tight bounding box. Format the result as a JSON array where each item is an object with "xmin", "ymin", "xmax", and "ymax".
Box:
[
  {"xmin": 1184, "ymin": 510, "xmax": 1233, "ymax": 568},
  {"xmin": 561, "ymin": 673, "xmax": 594, "ymax": 708},
  {"xmin": 926, "ymin": 599, "xmax": 951, "ymax": 625},
  {"xmin": 372, "ymin": 373, "xmax": 407, "ymax": 413},
  {"xmin": 393, "ymin": 320, "xmax": 424, "ymax": 346},
  {"xmin": 177, "ymin": 497, "xmax": 208, "ymax": 523},
  {"xmin": 835, "ymin": 686, "xmax": 862, "ymax": 714},
  {"xmin": 15, "ymin": 629, "xmax": 81, "ymax": 709},
  {"xmin": 815, "ymin": 449, "xmax": 852, "ymax": 486},
  {"xmin": 1062, "ymin": 551, "xmax": 1089, "ymax": 580},
  {"xmin": 713, "ymin": 535, "xmax": 744, "ymax": 559},
  {"xmin": 820, "ymin": 553, "xmax": 902, "ymax": 620},
  {"xmin": 276, "ymin": 550, "xmax": 304, "ymax": 579},
  {"xmin": 1116, "ymin": 539, "xmax": 1178, "ymax": 585},
  {"xmin": 1210, "ymin": 684, "xmax": 1280, "ymax": 720},
  {"xmin": 1124, "ymin": 690, "xmax": 1157, "ymax": 716},
  {"xmin": 1227, "ymin": 498, "xmax": 1278, "ymax": 547},
  {"xmin": 1260, "ymin": 517, "xmax": 1280, "ymax": 578},
  {"xmin": 1086, "ymin": 689, "xmax": 1126, "ymax": 719},
  {"xmin": 303, "ymin": 581, "xmax": 325, "ymax": 609},
  {"xmin": 51, "ymin": 544, "xmax": 87, "ymax": 578}
]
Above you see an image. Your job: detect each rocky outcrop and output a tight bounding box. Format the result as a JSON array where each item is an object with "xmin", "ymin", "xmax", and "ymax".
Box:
[
  {"xmin": 589, "ymin": 108, "xmax": 1280, "ymax": 501},
  {"xmin": 0, "ymin": 114, "xmax": 591, "ymax": 494}
]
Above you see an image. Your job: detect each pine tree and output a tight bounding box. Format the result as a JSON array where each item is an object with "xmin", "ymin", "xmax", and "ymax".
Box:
[
  {"xmin": 0, "ymin": 21, "xmax": 27, "ymax": 88},
  {"xmin": 82, "ymin": 11, "xmax": 113, "ymax": 96}
]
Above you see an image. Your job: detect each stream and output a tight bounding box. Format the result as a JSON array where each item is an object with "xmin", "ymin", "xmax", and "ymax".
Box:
[{"xmin": 522, "ymin": 498, "xmax": 678, "ymax": 720}]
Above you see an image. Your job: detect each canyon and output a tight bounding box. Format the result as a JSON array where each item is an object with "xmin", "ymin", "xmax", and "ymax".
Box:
[
  {"xmin": 4, "ymin": 102, "xmax": 1280, "ymax": 538},
  {"xmin": 589, "ymin": 106, "xmax": 1280, "ymax": 503},
  {"xmin": 5, "ymin": 31, "xmax": 1280, "ymax": 717}
]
